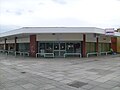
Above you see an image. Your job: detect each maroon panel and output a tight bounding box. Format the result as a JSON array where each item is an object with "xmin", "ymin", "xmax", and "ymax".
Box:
[
  {"xmin": 15, "ymin": 37, "xmax": 17, "ymax": 51},
  {"xmin": 82, "ymin": 34, "xmax": 86, "ymax": 57},
  {"xmin": 96, "ymin": 37, "xmax": 99, "ymax": 53},
  {"xmin": 4, "ymin": 38, "xmax": 7, "ymax": 50},
  {"xmin": 111, "ymin": 37, "xmax": 117, "ymax": 52},
  {"xmin": 30, "ymin": 35, "xmax": 37, "ymax": 57}
]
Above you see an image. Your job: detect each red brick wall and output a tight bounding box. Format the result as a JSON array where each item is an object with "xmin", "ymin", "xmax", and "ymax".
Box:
[
  {"xmin": 4, "ymin": 38, "xmax": 7, "ymax": 50},
  {"xmin": 15, "ymin": 37, "xmax": 17, "ymax": 51},
  {"xmin": 96, "ymin": 37, "xmax": 99, "ymax": 53},
  {"xmin": 82, "ymin": 34, "xmax": 86, "ymax": 57},
  {"xmin": 30, "ymin": 35, "xmax": 37, "ymax": 57}
]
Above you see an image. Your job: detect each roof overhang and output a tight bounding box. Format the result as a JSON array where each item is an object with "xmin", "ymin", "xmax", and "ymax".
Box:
[{"xmin": 0, "ymin": 27, "xmax": 106, "ymax": 38}]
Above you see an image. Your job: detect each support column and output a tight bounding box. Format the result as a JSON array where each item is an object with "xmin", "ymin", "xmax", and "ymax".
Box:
[
  {"xmin": 111, "ymin": 37, "xmax": 117, "ymax": 52},
  {"xmin": 96, "ymin": 37, "xmax": 99, "ymax": 55},
  {"xmin": 82, "ymin": 34, "xmax": 86, "ymax": 57},
  {"xmin": 4, "ymin": 38, "xmax": 7, "ymax": 50},
  {"xmin": 14, "ymin": 37, "xmax": 17, "ymax": 51},
  {"xmin": 30, "ymin": 35, "xmax": 37, "ymax": 57}
]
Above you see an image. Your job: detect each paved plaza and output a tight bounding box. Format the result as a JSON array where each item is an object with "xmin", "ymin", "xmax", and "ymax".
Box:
[{"xmin": 0, "ymin": 54, "xmax": 120, "ymax": 90}]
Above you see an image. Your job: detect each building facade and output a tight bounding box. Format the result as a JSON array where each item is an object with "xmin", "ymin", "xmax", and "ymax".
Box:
[
  {"xmin": 117, "ymin": 28, "xmax": 120, "ymax": 53},
  {"xmin": 0, "ymin": 27, "xmax": 120, "ymax": 58}
]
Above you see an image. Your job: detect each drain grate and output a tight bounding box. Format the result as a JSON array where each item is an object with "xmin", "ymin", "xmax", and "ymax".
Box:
[
  {"xmin": 67, "ymin": 81, "xmax": 88, "ymax": 88},
  {"xmin": 21, "ymin": 71, "xmax": 26, "ymax": 74}
]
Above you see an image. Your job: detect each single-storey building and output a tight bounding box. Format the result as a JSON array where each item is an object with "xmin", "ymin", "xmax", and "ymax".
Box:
[
  {"xmin": 0, "ymin": 27, "xmax": 120, "ymax": 58},
  {"xmin": 116, "ymin": 28, "xmax": 120, "ymax": 53}
]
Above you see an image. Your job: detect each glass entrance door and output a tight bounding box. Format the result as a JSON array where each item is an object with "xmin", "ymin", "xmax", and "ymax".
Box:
[
  {"xmin": 38, "ymin": 41, "xmax": 81, "ymax": 58},
  {"xmin": 54, "ymin": 42, "xmax": 66, "ymax": 57},
  {"xmin": 54, "ymin": 43, "xmax": 59, "ymax": 57}
]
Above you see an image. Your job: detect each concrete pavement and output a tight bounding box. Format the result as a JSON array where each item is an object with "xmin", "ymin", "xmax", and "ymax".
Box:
[{"xmin": 0, "ymin": 54, "xmax": 120, "ymax": 90}]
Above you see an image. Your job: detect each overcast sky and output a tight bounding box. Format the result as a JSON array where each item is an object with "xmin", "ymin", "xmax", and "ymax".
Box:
[{"xmin": 0, "ymin": 0, "xmax": 120, "ymax": 30}]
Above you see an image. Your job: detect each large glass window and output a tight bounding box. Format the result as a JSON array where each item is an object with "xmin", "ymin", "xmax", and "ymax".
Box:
[
  {"xmin": 99, "ymin": 43, "xmax": 110, "ymax": 52},
  {"xmin": 0, "ymin": 44, "xmax": 4, "ymax": 50},
  {"xmin": 39, "ymin": 43, "xmax": 45, "ymax": 53},
  {"xmin": 66, "ymin": 42, "xmax": 81, "ymax": 53},
  {"xmin": 54, "ymin": 43, "xmax": 59, "ymax": 50},
  {"xmin": 66, "ymin": 43, "xmax": 74, "ymax": 53},
  {"xmin": 38, "ymin": 41, "xmax": 81, "ymax": 57},
  {"xmin": 8, "ymin": 44, "xmax": 15, "ymax": 50},
  {"xmin": 86, "ymin": 42, "xmax": 96, "ymax": 53},
  {"xmin": 74, "ymin": 43, "xmax": 81, "ymax": 53},
  {"xmin": 18, "ymin": 43, "xmax": 29, "ymax": 52},
  {"xmin": 38, "ymin": 42, "xmax": 53, "ymax": 53},
  {"xmin": 60, "ymin": 43, "xmax": 65, "ymax": 50},
  {"xmin": 46, "ymin": 43, "xmax": 53, "ymax": 53}
]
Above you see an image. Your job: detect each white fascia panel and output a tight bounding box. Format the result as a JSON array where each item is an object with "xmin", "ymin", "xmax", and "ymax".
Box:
[
  {"xmin": 0, "ymin": 28, "xmax": 23, "ymax": 37},
  {"xmin": 0, "ymin": 27, "xmax": 105, "ymax": 38},
  {"xmin": 114, "ymin": 32, "xmax": 120, "ymax": 37},
  {"xmin": 0, "ymin": 40, "xmax": 4, "ymax": 44},
  {"xmin": 20, "ymin": 27, "xmax": 97, "ymax": 33},
  {"xmin": 94, "ymin": 28, "xmax": 105, "ymax": 34}
]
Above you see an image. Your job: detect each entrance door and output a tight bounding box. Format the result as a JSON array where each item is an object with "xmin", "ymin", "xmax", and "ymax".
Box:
[{"xmin": 54, "ymin": 42, "xmax": 66, "ymax": 57}]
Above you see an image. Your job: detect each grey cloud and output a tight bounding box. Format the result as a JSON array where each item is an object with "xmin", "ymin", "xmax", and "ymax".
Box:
[
  {"xmin": 5, "ymin": 9, "xmax": 24, "ymax": 15},
  {"xmin": 5, "ymin": 9, "xmax": 33, "ymax": 15},
  {"xmin": 52, "ymin": 0, "xmax": 67, "ymax": 4}
]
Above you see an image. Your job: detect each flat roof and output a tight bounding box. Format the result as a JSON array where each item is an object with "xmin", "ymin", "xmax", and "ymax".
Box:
[
  {"xmin": 0, "ymin": 27, "xmax": 120, "ymax": 38},
  {"xmin": 0, "ymin": 27, "xmax": 105, "ymax": 38}
]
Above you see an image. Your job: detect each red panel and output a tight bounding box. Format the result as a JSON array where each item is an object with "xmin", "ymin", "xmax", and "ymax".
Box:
[
  {"xmin": 111, "ymin": 37, "xmax": 117, "ymax": 52},
  {"xmin": 15, "ymin": 37, "xmax": 17, "ymax": 51},
  {"xmin": 96, "ymin": 37, "xmax": 99, "ymax": 53},
  {"xmin": 4, "ymin": 38, "xmax": 7, "ymax": 50},
  {"xmin": 30, "ymin": 35, "xmax": 37, "ymax": 57},
  {"xmin": 82, "ymin": 34, "xmax": 86, "ymax": 57}
]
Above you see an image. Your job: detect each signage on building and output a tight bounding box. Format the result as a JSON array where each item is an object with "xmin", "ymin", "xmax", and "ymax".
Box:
[{"xmin": 105, "ymin": 28, "xmax": 114, "ymax": 36}]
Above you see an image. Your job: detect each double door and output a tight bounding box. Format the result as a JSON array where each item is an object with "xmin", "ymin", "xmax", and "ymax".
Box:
[{"xmin": 54, "ymin": 42, "xmax": 66, "ymax": 57}]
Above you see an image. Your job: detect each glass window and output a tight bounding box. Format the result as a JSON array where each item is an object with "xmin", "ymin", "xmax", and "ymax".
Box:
[
  {"xmin": 86, "ymin": 42, "xmax": 96, "ymax": 53},
  {"xmin": 54, "ymin": 43, "xmax": 59, "ymax": 50},
  {"xmin": 18, "ymin": 43, "xmax": 29, "ymax": 52},
  {"xmin": 0, "ymin": 44, "xmax": 4, "ymax": 50},
  {"xmin": 46, "ymin": 43, "xmax": 53, "ymax": 53},
  {"xmin": 66, "ymin": 43, "xmax": 74, "ymax": 53},
  {"xmin": 60, "ymin": 43, "xmax": 65, "ymax": 50},
  {"xmin": 99, "ymin": 43, "xmax": 110, "ymax": 52},
  {"xmin": 74, "ymin": 43, "xmax": 81, "ymax": 53},
  {"xmin": 39, "ymin": 43, "xmax": 45, "ymax": 53}
]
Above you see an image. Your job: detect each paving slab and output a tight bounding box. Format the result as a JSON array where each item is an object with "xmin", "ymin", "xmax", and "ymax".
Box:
[{"xmin": 0, "ymin": 54, "xmax": 120, "ymax": 90}]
